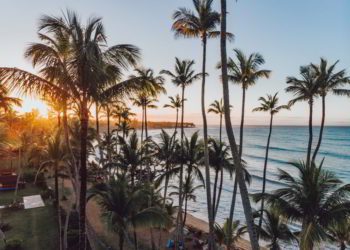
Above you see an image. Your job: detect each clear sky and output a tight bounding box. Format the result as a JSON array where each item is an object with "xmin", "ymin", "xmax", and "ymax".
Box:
[{"xmin": 0, "ymin": 0, "xmax": 349, "ymax": 125}]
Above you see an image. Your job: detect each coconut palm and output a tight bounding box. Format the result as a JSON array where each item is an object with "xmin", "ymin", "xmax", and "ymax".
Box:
[
  {"xmin": 286, "ymin": 66, "xmax": 319, "ymax": 167},
  {"xmin": 252, "ymin": 161, "xmax": 350, "ymax": 249},
  {"xmin": 37, "ymin": 131, "xmax": 68, "ymax": 250},
  {"xmin": 214, "ymin": 218, "xmax": 245, "ymax": 249},
  {"xmin": 252, "ymin": 93, "xmax": 289, "ymax": 234},
  {"xmin": 0, "ymin": 85, "xmax": 22, "ymax": 114},
  {"xmin": 87, "ymin": 176, "xmax": 169, "ymax": 250},
  {"xmin": 208, "ymin": 99, "xmax": 230, "ymax": 143},
  {"xmin": 0, "ymin": 11, "xmax": 141, "ymax": 249},
  {"xmin": 164, "ymin": 95, "xmax": 182, "ymax": 133},
  {"xmin": 310, "ymin": 59, "xmax": 349, "ymax": 162},
  {"xmin": 208, "ymin": 139, "xmax": 234, "ymax": 219},
  {"xmin": 327, "ymin": 218, "xmax": 350, "ymax": 250},
  {"xmin": 169, "ymin": 175, "xmax": 203, "ymax": 225},
  {"xmin": 172, "ymin": 1, "xmax": 225, "ymax": 242},
  {"xmin": 152, "ymin": 130, "xmax": 178, "ymax": 206},
  {"xmin": 253, "ymin": 209, "xmax": 296, "ymax": 250},
  {"xmin": 219, "ymin": 0, "xmax": 260, "ymax": 248},
  {"xmin": 160, "ymin": 58, "xmax": 201, "ymax": 241}
]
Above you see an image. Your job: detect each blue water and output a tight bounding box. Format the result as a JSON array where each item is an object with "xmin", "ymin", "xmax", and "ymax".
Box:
[{"xmin": 147, "ymin": 126, "xmax": 350, "ymax": 248}]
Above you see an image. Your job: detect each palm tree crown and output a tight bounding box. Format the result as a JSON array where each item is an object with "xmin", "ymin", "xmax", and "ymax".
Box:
[{"xmin": 252, "ymin": 93, "xmax": 290, "ymax": 115}]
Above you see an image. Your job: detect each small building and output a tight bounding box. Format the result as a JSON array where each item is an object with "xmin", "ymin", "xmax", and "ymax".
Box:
[{"xmin": 0, "ymin": 169, "xmax": 17, "ymax": 191}]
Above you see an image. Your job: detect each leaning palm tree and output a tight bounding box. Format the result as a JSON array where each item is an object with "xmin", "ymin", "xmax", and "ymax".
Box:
[
  {"xmin": 252, "ymin": 160, "xmax": 350, "ymax": 250},
  {"xmin": 160, "ymin": 58, "xmax": 201, "ymax": 242},
  {"xmin": 87, "ymin": 176, "xmax": 170, "ymax": 250},
  {"xmin": 172, "ymin": 0, "xmax": 226, "ymax": 243},
  {"xmin": 252, "ymin": 92, "xmax": 289, "ymax": 234},
  {"xmin": 219, "ymin": 0, "xmax": 260, "ymax": 248},
  {"xmin": 254, "ymin": 209, "xmax": 296, "ymax": 250},
  {"xmin": 309, "ymin": 59, "xmax": 349, "ymax": 162},
  {"xmin": 0, "ymin": 11, "xmax": 141, "ymax": 249},
  {"xmin": 286, "ymin": 66, "xmax": 319, "ymax": 167},
  {"xmin": 164, "ymin": 95, "xmax": 182, "ymax": 133}
]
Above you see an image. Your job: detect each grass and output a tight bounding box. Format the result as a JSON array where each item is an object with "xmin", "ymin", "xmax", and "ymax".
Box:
[{"xmin": 0, "ymin": 185, "xmax": 58, "ymax": 250}]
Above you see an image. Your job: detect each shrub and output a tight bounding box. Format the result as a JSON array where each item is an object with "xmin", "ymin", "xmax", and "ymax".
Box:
[
  {"xmin": 0, "ymin": 222, "xmax": 11, "ymax": 232},
  {"xmin": 5, "ymin": 238, "xmax": 22, "ymax": 250},
  {"xmin": 21, "ymin": 170, "xmax": 36, "ymax": 183},
  {"xmin": 40, "ymin": 188, "xmax": 54, "ymax": 201},
  {"xmin": 35, "ymin": 173, "xmax": 47, "ymax": 189}
]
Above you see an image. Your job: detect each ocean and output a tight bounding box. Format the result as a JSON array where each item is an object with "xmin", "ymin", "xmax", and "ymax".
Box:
[{"xmin": 146, "ymin": 126, "xmax": 350, "ymax": 249}]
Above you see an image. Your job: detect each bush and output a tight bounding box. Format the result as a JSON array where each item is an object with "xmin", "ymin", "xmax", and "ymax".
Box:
[
  {"xmin": 5, "ymin": 238, "xmax": 23, "ymax": 250},
  {"xmin": 40, "ymin": 188, "xmax": 54, "ymax": 201},
  {"xmin": 35, "ymin": 173, "xmax": 47, "ymax": 189}
]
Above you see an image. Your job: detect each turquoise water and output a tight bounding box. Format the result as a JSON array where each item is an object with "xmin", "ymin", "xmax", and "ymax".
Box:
[{"xmin": 148, "ymin": 126, "xmax": 350, "ymax": 247}]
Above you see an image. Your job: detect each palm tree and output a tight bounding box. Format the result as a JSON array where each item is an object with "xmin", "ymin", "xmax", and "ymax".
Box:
[
  {"xmin": 172, "ymin": 1, "xmax": 224, "ymax": 242},
  {"xmin": 169, "ymin": 175, "xmax": 203, "ymax": 226},
  {"xmin": 252, "ymin": 161, "xmax": 350, "ymax": 249},
  {"xmin": 252, "ymin": 93, "xmax": 289, "ymax": 234},
  {"xmin": 254, "ymin": 209, "xmax": 296, "ymax": 250},
  {"xmin": 37, "ymin": 131, "xmax": 68, "ymax": 250},
  {"xmin": 0, "ymin": 11, "xmax": 141, "ymax": 249},
  {"xmin": 117, "ymin": 132, "xmax": 145, "ymax": 187},
  {"xmin": 161, "ymin": 58, "xmax": 201, "ymax": 242},
  {"xmin": 152, "ymin": 130, "xmax": 178, "ymax": 206},
  {"xmin": 0, "ymin": 84, "xmax": 22, "ymax": 114},
  {"xmin": 214, "ymin": 218, "xmax": 245, "ymax": 249},
  {"xmin": 208, "ymin": 139, "xmax": 234, "ymax": 220},
  {"xmin": 310, "ymin": 59, "xmax": 349, "ymax": 162},
  {"xmin": 208, "ymin": 99, "xmax": 230, "ymax": 143},
  {"xmin": 87, "ymin": 177, "xmax": 169, "ymax": 250},
  {"xmin": 286, "ymin": 66, "xmax": 319, "ymax": 167},
  {"xmin": 164, "ymin": 95, "xmax": 182, "ymax": 133},
  {"xmin": 219, "ymin": 0, "xmax": 260, "ymax": 248},
  {"xmin": 327, "ymin": 218, "xmax": 350, "ymax": 250}
]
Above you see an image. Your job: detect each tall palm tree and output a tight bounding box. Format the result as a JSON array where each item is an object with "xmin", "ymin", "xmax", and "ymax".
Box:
[
  {"xmin": 87, "ymin": 177, "xmax": 170, "ymax": 250},
  {"xmin": 164, "ymin": 95, "xmax": 182, "ymax": 133},
  {"xmin": 254, "ymin": 209, "xmax": 296, "ymax": 250},
  {"xmin": 310, "ymin": 59, "xmax": 349, "ymax": 162},
  {"xmin": 219, "ymin": 0, "xmax": 260, "ymax": 248},
  {"xmin": 161, "ymin": 58, "xmax": 201, "ymax": 242},
  {"xmin": 208, "ymin": 99, "xmax": 229, "ymax": 143},
  {"xmin": 0, "ymin": 84, "xmax": 22, "ymax": 114},
  {"xmin": 208, "ymin": 139, "xmax": 234, "ymax": 220},
  {"xmin": 152, "ymin": 130, "xmax": 178, "ymax": 206},
  {"xmin": 169, "ymin": 175, "xmax": 203, "ymax": 225},
  {"xmin": 172, "ymin": 0, "xmax": 227, "ymax": 243},
  {"xmin": 286, "ymin": 66, "xmax": 319, "ymax": 167},
  {"xmin": 0, "ymin": 11, "xmax": 141, "ymax": 249},
  {"xmin": 253, "ymin": 161, "xmax": 350, "ymax": 250},
  {"xmin": 37, "ymin": 131, "xmax": 68, "ymax": 250},
  {"xmin": 252, "ymin": 93, "xmax": 289, "ymax": 234}
]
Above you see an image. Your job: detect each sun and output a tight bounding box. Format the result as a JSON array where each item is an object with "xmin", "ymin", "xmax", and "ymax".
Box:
[{"xmin": 16, "ymin": 96, "xmax": 49, "ymax": 117}]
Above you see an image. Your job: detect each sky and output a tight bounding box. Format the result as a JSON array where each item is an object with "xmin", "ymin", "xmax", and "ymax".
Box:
[{"xmin": 0, "ymin": 0, "xmax": 349, "ymax": 125}]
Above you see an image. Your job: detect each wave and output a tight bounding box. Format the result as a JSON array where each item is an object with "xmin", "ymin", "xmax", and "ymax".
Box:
[
  {"xmin": 250, "ymin": 144, "xmax": 304, "ymax": 153},
  {"xmin": 244, "ymin": 153, "xmax": 289, "ymax": 165}
]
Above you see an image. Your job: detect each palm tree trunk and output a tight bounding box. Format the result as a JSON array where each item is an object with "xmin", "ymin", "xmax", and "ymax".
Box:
[
  {"xmin": 183, "ymin": 196, "xmax": 188, "ymax": 226},
  {"xmin": 340, "ymin": 241, "xmax": 346, "ymax": 250},
  {"xmin": 214, "ymin": 168, "xmax": 223, "ymax": 218},
  {"xmin": 141, "ymin": 106, "xmax": 144, "ymax": 142},
  {"xmin": 145, "ymin": 106, "xmax": 148, "ymax": 139},
  {"xmin": 55, "ymin": 164, "xmax": 63, "ymax": 250},
  {"xmin": 258, "ymin": 114, "xmax": 273, "ymax": 236},
  {"xmin": 95, "ymin": 101, "xmax": 104, "ymax": 163},
  {"xmin": 107, "ymin": 105, "xmax": 112, "ymax": 164},
  {"xmin": 119, "ymin": 231, "xmax": 124, "ymax": 250},
  {"xmin": 306, "ymin": 99, "xmax": 313, "ymax": 167},
  {"xmin": 312, "ymin": 95, "xmax": 325, "ymax": 163},
  {"xmin": 219, "ymin": 1, "xmax": 259, "ymax": 249},
  {"xmin": 175, "ymin": 108, "xmax": 179, "ymax": 133},
  {"xmin": 57, "ymin": 113, "xmax": 61, "ymax": 128},
  {"xmin": 163, "ymin": 169, "xmax": 170, "ymax": 207},
  {"xmin": 176, "ymin": 84, "xmax": 186, "ymax": 246},
  {"xmin": 212, "ymin": 169, "xmax": 219, "ymax": 220},
  {"xmin": 219, "ymin": 113, "xmax": 222, "ymax": 144},
  {"xmin": 201, "ymin": 35, "xmax": 215, "ymax": 248},
  {"xmin": 79, "ymin": 97, "xmax": 88, "ymax": 250}
]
